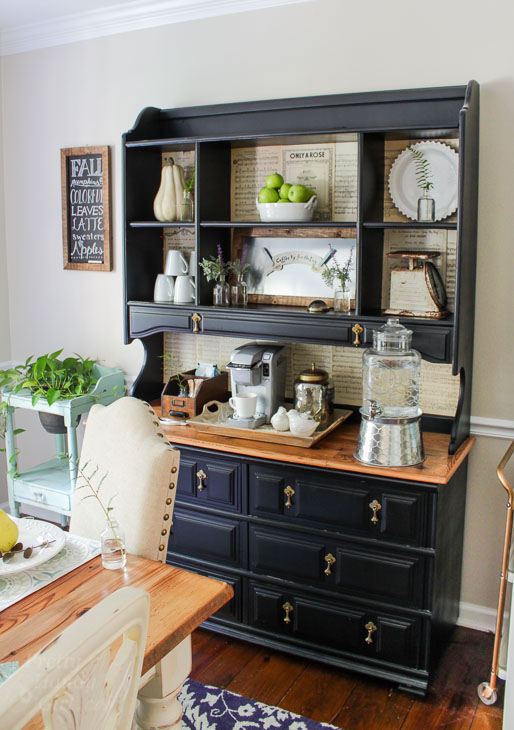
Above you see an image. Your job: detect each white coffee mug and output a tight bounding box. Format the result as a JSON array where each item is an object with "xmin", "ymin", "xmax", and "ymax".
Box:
[
  {"xmin": 165, "ymin": 249, "xmax": 188, "ymax": 276},
  {"xmin": 173, "ymin": 274, "xmax": 195, "ymax": 303},
  {"xmin": 229, "ymin": 393, "xmax": 257, "ymax": 419},
  {"xmin": 154, "ymin": 274, "xmax": 174, "ymax": 302}
]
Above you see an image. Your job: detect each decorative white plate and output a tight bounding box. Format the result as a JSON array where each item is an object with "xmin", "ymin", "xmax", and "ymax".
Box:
[
  {"xmin": 388, "ymin": 142, "xmax": 459, "ymax": 221},
  {"xmin": 0, "ymin": 517, "xmax": 66, "ymax": 576}
]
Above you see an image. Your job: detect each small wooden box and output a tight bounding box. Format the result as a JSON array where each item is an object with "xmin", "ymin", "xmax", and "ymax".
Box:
[{"xmin": 161, "ymin": 370, "xmax": 229, "ymax": 421}]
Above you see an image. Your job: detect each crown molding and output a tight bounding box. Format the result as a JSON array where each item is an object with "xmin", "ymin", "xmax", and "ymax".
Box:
[{"xmin": 0, "ymin": 0, "xmax": 313, "ymax": 56}]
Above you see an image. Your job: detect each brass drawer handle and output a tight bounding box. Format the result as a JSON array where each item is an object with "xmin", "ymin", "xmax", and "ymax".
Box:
[
  {"xmin": 282, "ymin": 601, "xmax": 293, "ymax": 624},
  {"xmin": 365, "ymin": 621, "xmax": 377, "ymax": 644},
  {"xmin": 192, "ymin": 313, "xmax": 202, "ymax": 333},
  {"xmin": 324, "ymin": 553, "xmax": 336, "ymax": 576},
  {"xmin": 369, "ymin": 499, "xmax": 382, "ymax": 524},
  {"xmin": 196, "ymin": 469, "xmax": 207, "ymax": 491},
  {"xmin": 284, "ymin": 485, "xmax": 295, "ymax": 509},
  {"xmin": 352, "ymin": 323, "xmax": 364, "ymax": 347}
]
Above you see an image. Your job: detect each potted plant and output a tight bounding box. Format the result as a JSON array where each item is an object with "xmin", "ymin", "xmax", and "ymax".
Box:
[
  {"xmin": 321, "ymin": 245, "xmax": 354, "ymax": 313},
  {"xmin": 0, "ymin": 350, "xmax": 114, "ymax": 434}
]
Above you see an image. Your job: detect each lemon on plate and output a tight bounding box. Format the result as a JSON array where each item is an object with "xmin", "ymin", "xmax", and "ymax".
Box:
[{"xmin": 0, "ymin": 509, "xmax": 19, "ymax": 553}]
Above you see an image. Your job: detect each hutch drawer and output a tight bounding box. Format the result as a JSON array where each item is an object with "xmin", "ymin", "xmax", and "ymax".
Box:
[
  {"xmin": 176, "ymin": 452, "xmax": 243, "ymax": 513},
  {"xmin": 249, "ymin": 463, "xmax": 429, "ymax": 547},
  {"xmin": 129, "ymin": 306, "xmax": 193, "ymax": 338},
  {"xmin": 169, "ymin": 507, "xmax": 246, "ymax": 568},
  {"xmin": 249, "ymin": 524, "xmax": 426, "ymax": 608},
  {"xmin": 248, "ymin": 580, "xmax": 424, "ymax": 671}
]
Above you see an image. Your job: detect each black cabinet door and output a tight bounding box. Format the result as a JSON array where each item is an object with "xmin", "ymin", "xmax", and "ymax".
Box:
[
  {"xmin": 249, "ymin": 581, "xmax": 424, "ymax": 670},
  {"xmin": 249, "ymin": 524, "xmax": 426, "ymax": 608},
  {"xmin": 249, "ymin": 464, "xmax": 429, "ymax": 546},
  {"xmin": 168, "ymin": 507, "xmax": 245, "ymax": 568},
  {"xmin": 176, "ymin": 453, "xmax": 243, "ymax": 513}
]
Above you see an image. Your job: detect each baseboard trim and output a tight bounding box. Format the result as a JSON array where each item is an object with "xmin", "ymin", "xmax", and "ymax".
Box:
[{"xmin": 458, "ymin": 601, "xmax": 499, "ymax": 633}]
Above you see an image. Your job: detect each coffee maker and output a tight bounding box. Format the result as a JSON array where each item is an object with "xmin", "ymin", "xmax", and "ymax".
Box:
[{"xmin": 226, "ymin": 342, "xmax": 286, "ymax": 428}]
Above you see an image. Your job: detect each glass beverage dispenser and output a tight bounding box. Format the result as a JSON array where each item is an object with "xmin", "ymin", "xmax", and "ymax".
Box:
[{"xmin": 355, "ymin": 318, "xmax": 425, "ymax": 467}]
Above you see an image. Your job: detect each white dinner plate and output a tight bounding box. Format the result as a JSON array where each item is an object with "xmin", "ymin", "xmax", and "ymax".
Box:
[
  {"xmin": 0, "ymin": 517, "xmax": 66, "ymax": 576},
  {"xmin": 388, "ymin": 141, "xmax": 459, "ymax": 221}
]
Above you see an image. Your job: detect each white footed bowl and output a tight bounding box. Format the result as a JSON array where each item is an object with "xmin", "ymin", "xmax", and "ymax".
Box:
[{"xmin": 256, "ymin": 196, "xmax": 317, "ymax": 222}]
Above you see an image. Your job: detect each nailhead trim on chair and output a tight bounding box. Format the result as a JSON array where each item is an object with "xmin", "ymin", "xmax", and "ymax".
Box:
[
  {"xmin": 159, "ymin": 544, "xmax": 165, "ymax": 551},
  {"xmin": 161, "ymin": 529, "xmax": 167, "ymax": 535},
  {"xmin": 163, "ymin": 514, "xmax": 170, "ymax": 520},
  {"xmin": 169, "ymin": 482, "xmax": 175, "ymax": 489}
]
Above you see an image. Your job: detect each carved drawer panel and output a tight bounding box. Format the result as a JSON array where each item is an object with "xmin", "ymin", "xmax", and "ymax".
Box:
[
  {"xmin": 249, "ymin": 464, "xmax": 429, "ymax": 546},
  {"xmin": 168, "ymin": 508, "xmax": 245, "ymax": 568},
  {"xmin": 249, "ymin": 580, "xmax": 424, "ymax": 670},
  {"xmin": 249, "ymin": 525, "xmax": 426, "ymax": 608},
  {"xmin": 176, "ymin": 453, "xmax": 242, "ymax": 513}
]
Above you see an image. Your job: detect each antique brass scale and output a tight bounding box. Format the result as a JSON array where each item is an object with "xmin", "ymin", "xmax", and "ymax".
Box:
[{"xmin": 385, "ymin": 251, "xmax": 448, "ymax": 319}]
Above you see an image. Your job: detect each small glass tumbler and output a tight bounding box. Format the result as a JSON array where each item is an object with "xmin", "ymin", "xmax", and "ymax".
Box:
[
  {"xmin": 101, "ymin": 520, "xmax": 126, "ymax": 570},
  {"xmin": 333, "ymin": 288, "xmax": 351, "ymax": 314},
  {"xmin": 417, "ymin": 191, "xmax": 435, "ymax": 222}
]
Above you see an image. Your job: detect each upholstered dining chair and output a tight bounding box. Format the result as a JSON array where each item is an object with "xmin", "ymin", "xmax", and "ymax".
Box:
[
  {"xmin": 70, "ymin": 396, "xmax": 179, "ymax": 561},
  {"xmin": 0, "ymin": 586, "xmax": 150, "ymax": 730}
]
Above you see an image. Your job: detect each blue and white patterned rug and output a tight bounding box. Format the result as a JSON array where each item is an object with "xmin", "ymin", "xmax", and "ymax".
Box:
[{"xmin": 178, "ymin": 679, "xmax": 341, "ymax": 730}]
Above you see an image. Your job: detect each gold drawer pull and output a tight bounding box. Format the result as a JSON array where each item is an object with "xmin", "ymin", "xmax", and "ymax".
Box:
[
  {"xmin": 324, "ymin": 553, "xmax": 336, "ymax": 576},
  {"xmin": 284, "ymin": 485, "xmax": 295, "ymax": 509},
  {"xmin": 369, "ymin": 499, "xmax": 382, "ymax": 524},
  {"xmin": 282, "ymin": 601, "xmax": 293, "ymax": 624},
  {"xmin": 192, "ymin": 313, "xmax": 202, "ymax": 333},
  {"xmin": 196, "ymin": 469, "xmax": 207, "ymax": 491},
  {"xmin": 352, "ymin": 323, "xmax": 364, "ymax": 347},
  {"xmin": 365, "ymin": 621, "xmax": 377, "ymax": 644}
]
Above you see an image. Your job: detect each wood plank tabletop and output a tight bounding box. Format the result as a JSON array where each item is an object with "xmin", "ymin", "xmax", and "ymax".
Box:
[
  {"xmin": 155, "ymin": 406, "xmax": 474, "ymax": 485},
  {"xmin": 0, "ymin": 555, "xmax": 233, "ymax": 675}
]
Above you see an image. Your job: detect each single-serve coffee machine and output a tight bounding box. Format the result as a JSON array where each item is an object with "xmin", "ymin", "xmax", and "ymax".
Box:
[{"xmin": 226, "ymin": 342, "xmax": 286, "ymax": 428}]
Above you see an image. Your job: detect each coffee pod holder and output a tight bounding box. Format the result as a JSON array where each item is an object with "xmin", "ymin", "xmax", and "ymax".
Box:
[{"xmin": 161, "ymin": 369, "xmax": 228, "ymax": 421}]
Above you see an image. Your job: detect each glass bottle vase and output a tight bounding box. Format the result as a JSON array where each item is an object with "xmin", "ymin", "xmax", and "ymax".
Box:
[
  {"xmin": 417, "ymin": 190, "xmax": 435, "ymax": 222},
  {"xmin": 333, "ymin": 288, "xmax": 351, "ymax": 314},
  {"xmin": 101, "ymin": 520, "xmax": 126, "ymax": 570},
  {"xmin": 179, "ymin": 190, "xmax": 194, "ymax": 222},
  {"xmin": 231, "ymin": 274, "xmax": 248, "ymax": 306},
  {"xmin": 213, "ymin": 275, "xmax": 230, "ymax": 306}
]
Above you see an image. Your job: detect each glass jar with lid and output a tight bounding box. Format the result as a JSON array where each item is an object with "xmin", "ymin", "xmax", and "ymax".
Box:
[
  {"xmin": 361, "ymin": 317, "xmax": 421, "ymax": 419},
  {"xmin": 294, "ymin": 363, "xmax": 334, "ymax": 427}
]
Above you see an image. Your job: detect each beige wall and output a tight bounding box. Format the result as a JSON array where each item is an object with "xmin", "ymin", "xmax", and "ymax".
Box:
[
  {"xmin": 0, "ymin": 56, "xmax": 10, "ymax": 362},
  {"xmin": 0, "ymin": 0, "xmax": 513, "ymax": 615}
]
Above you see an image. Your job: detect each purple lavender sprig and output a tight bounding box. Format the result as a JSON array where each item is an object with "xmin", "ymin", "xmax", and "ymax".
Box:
[
  {"xmin": 217, "ymin": 243, "xmax": 225, "ymax": 268},
  {"xmin": 199, "ymin": 243, "xmax": 229, "ymax": 282},
  {"xmin": 228, "ymin": 242, "xmax": 250, "ymax": 278}
]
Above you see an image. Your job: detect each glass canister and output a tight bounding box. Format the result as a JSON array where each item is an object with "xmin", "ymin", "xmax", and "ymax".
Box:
[
  {"xmin": 294, "ymin": 363, "xmax": 334, "ymax": 427},
  {"xmin": 362, "ymin": 318, "xmax": 421, "ymax": 419}
]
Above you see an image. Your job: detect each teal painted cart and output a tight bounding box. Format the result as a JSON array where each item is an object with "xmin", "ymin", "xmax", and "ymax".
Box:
[{"xmin": 2, "ymin": 365, "xmax": 125, "ymax": 526}]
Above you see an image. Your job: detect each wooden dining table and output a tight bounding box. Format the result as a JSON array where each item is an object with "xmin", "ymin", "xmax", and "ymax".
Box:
[{"xmin": 0, "ymin": 553, "xmax": 233, "ymax": 729}]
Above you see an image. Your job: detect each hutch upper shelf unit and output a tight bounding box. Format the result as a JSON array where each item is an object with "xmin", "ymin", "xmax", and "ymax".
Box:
[{"xmin": 123, "ymin": 82, "xmax": 479, "ymax": 453}]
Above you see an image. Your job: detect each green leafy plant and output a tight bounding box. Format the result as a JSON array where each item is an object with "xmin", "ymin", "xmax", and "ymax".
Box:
[
  {"xmin": 200, "ymin": 244, "xmax": 228, "ymax": 283},
  {"xmin": 0, "ymin": 349, "xmax": 97, "ymax": 407},
  {"xmin": 321, "ymin": 245, "xmax": 354, "ymax": 292},
  {"xmin": 185, "ymin": 170, "xmax": 195, "ymax": 193},
  {"xmin": 408, "ymin": 146, "xmax": 433, "ymax": 192},
  {"xmin": 160, "ymin": 353, "xmax": 187, "ymax": 393}
]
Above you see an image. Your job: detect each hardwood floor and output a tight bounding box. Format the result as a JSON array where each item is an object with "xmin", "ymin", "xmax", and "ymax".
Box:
[{"xmin": 190, "ymin": 626, "xmax": 504, "ymax": 729}]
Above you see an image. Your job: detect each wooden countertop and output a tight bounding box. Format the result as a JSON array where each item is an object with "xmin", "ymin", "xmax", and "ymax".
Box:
[{"xmin": 155, "ymin": 407, "xmax": 474, "ymax": 485}]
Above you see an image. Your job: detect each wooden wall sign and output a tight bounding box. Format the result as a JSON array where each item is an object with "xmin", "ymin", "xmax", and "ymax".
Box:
[{"xmin": 61, "ymin": 146, "xmax": 112, "ymax": 271}]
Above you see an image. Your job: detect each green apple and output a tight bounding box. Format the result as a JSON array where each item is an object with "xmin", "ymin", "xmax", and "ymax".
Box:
[
  {"xmin": 277, "ymin": 198, "xmax": 291, "ymax": 203},
  {"xmin": 288, "ymin": 184, "xmax": 311, "ymax": 203},
  {"xmin": 265, "ymin": 173, "xmax": 284, "ymax": 189},
  {"xmin": 258, "ymin": 186, "xmax": 280, "ymax": 203},
  {"xmin": 279, "ymin": 183, "xmax": 292, "ymax": 200},
  {"xmin": 306, "ymin": 188, "xmax": 316, "ymax": 199}
]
